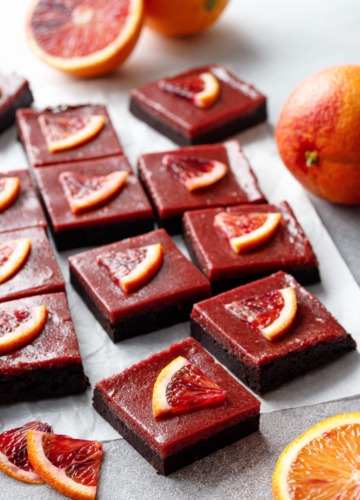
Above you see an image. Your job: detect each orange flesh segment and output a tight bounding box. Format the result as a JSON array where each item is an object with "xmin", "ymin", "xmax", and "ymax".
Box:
[
  {"xmin": 194, "ymin": 72, "xmax": 221, "ymax": 108},
  {"xmin": 0, "ymin": 238, "xmax": 31, "ymax": 284},
  {"xmin": 185, "ymin": 160, "xmax": 227, "ymax": 191},
  {"xmin": 0, "ymin": 177, "xmax": 20, "ymax": 212}
]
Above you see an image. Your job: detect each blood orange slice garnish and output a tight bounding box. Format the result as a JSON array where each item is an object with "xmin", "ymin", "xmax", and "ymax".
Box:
[
  {"xmin": 272, "ymin": 413, "xmax": 360, "ymax": 499},
  {"xmin": 27, "ymin": 0, "xmax": 144, "ymax": 78},
  {"xmin": 27, "ymin": 430, "xmax": 103, "ymax": 500},
  {"xmin": 39, "ymin": 114, "xmax": 105, "ymax": 153},
  {"xmin": 0, "ymin": 238, "xmax": 31, "ymax": 284},
  {"xmin": 152, "ymin": 356, "xmax": 226, "ymax": 418},
  {"xmin": 97, "ymin": 243, "xmax": 163, "ymax": 293},
  {"xmin": 162, "ymin": 154, "xmax": 227, "ymax": 192},
  {"xmin": 0, "ymin": 421, "xmax": 53, "ymax": 484},
  {"xmin": 59, "ymin": 170, "xmax": 129, "ymax": 214},
  {"xmin": 0, "ymin": 304, "xmax": 47, "ymax": 354},
  {"xmin": 159, "ymin": 71, "xmax": 220, "ymax": 108},
  {"xmin": 225, "ymin": 287, "xmax": 297, "ymax": 341},
  {"xmin": 0, "ymin": 176, "xmax": 20, "ymax": 212},
  {"xmin": 214, "ymin": 211, "xmax": 282, "ymax": 253}
]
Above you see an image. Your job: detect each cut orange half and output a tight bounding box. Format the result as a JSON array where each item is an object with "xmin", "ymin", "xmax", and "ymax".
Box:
[
  {"xmin": 0, "ymin": 238, "xmax": 31, "ymax": 284},
  {"xmin": 159, "ymin": 71, "xmax": 220, "ymax": 108},
  {"xmin": 0, "ymin": 305, "xmax": 47, "ymax": 354},
  {"xmin": 27, "ymin": 0, "xmax": 144, "ymax": 77},
  {"xmin": 152, "ymin": 356, "xmax": 226, "ymax": 418},
  {"xmin": 0, "ymin": 176, "xmax": 20, "ymax": 212},
  {"xmin": 225, "ymin": 287, "xmax": 297, "ymax": 341},
  {"xmin": 27, "ymin": 430, "xmax": 103, "ymax": 500},
  {"xmin": 97, "ymin": 243, "xmax": 163, "ymax": 293},
  {"xmin": 39, "ymin": 114, "xmax": 106, "ymax": 153},
  {"xmin": 273, "ymin": 413, "xmax": 360, "ymax": 499},
  {"xmin": 59, "ymin": 171, "xmax": 129, "ymax": 214},
  {"xmin": 214, "ymin": 211, "xmax": 282, "ymax": 253}
]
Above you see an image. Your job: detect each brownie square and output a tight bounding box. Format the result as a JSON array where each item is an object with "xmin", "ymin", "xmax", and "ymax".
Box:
[
  {"xmin": 183, "ymin": 201, "xmax": 320, "ymax": 293},
  {"xmin": 69, "ymin": 229, "xmax": 211, "ymax": 342},
  {"xmin": 0, "ymin": 292, "xmax": 89, "ymax": 404},
  {"xmin": 0, "ymin": 169, "xmax": 47, "ymax": 233},
  {"xmin": 34, "ymin": 156, "xmax": 154, "ymax": 251},
  {"xmin": 93, "ymin": 337, "xmax": 260, "ymax": 475},
  {"xmin": 0, "ymin": 73, "xmax": 33, "ymax": 134},
  {"xmin": 130, "ymin": 65, "xmax": 267, "ymax": 145},
  {"xmin": 191, "ymin": 271, "xmax": 356, "ymax": 393},
  {"xmin": 16, "ymin": 104, "xmax": 123, "ymax": 168},
  {"xmin": 0, "ymin": 226, "xmax": 65, "ymax": 303},
  {"xmin": 138, "ymin": 140, "xmax": 266, "ymax": 234}
]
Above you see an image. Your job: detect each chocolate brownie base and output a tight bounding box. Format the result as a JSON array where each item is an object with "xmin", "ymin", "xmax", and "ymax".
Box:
[
  {"xmin": 0, "ymin": 364, "xmax": 89, "ymax": 404},
  {"xmin": 93, "ymin": 386, "xmax": 260, "ymax": 475},
  {"xmin": 191, "ymin": 321, "xmax": 356, "ymax": 394},
  {"xmin": 130, "ymin": 97, "xmax": 267, "ymax": 146},
  {"xmin": 0, "ymin": 85, "xmax": 33, "ymax": 134}
]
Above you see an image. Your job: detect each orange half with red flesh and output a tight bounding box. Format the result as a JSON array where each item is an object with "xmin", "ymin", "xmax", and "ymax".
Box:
[
  {"xmin": 0, "ymin": 238, "xmax": 31, "ymax": 284},
  {"xmin": 0, "ymin": 176, "xmax": 20, "ymax": 212}
]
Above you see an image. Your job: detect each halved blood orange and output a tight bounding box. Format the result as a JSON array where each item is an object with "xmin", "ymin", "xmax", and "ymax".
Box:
[
  {"xmin": 39, "ymin": 114, "xmax": 106, "ymax": 153},
  {"xmin": 159, "ymin": 71, "xmax": 220, "ymax": 108},
  {"xmin": 214, "ymin": 211, "xmax": 282, "ymax": 253},
  {"xmin": 225, "ymin": 287, "xmax": 297, "ymax": 341},
  {"xmin": 162, "ymin": 154, "xmax": 227, "ymax": 192},
  {"xmin": 0, "ymin": 176, "xmax": 20, "ymax": 212},
  {"xmin": 273, "ymin": 413, "xmax": 360, "ymax": 499},
  {"xmin": 27, "ymin": 0, "xmax": 144, "ymax": 77},
  {"xmin": 59, "ymin": 171, "xmax": 129, "ymax": 214},
  {"xmin": 97, "ymin": 243, "xmax": 163, "ymax": 293},
  {"xmin": 0, "ymin": 304, "xmax": 48, "ymax": 354},
  {"xmin": 152, "ymin": 356, "xmax": 227, "ymax": 418},
  {"xmin": 0, "ymin": 238, "xmax": 31, "ymax": 284},
  {"xmin": 0, "ymin": 421, "xmax": 53, "ymax": 484},
  {"xmin": 27, "ymin": 430, "xmax": 103, "ymax": 500}
]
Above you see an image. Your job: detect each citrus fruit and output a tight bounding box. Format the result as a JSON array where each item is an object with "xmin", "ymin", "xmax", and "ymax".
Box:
[
  {"xmin": 0, "ymin": 176, "xmax": 20, "ymax": 212},
  {"xmin": 59, "ymin": 171, "xmax": 129, "ymax": 214},
  {"xmin": 0, "ymin": 238, "xmax": 31, "ymax": 284},
  {"xmin": 152, "ymin": 356, "xmax": 226, "ymax": 418},
  {"xmin": 162, "ymin": 155, "xmax": 227, "ymax": 192},
  {"xmin": 276, "ymin": 65, "xmax": 360, "ymax": 205},
  {"xmin": 0, "ymin": 304, "xmax": 47, "ymax": 354},
  {"xmin": 272, "ymin": 413, "xmax": 360, "ymax": 499},
  {"xmin": 0, "ymin": 421, "xmax": 53, "ymax": 484},
  {"xmin": 214, "ymin": 212, "xmax": 282, "ymax": 253},
  {"xmin": 39, "ymin": 114, "xmax": 105, "ymax": 153},
  {"xmin": 27, "ymin": 0, "xmax": 144, "ymax": 77},
  {"xmin": 159, "ymin": 72, "xmax": 220, "ymax": 108},
  {"xmin": 225, "ymin": 287, "xmax": 297, "ymax": 341},
  {"xmin": 27, "ymin": 430, "xmax": 103, "ymax": 500},
  {"xmin": 97, "ymin": 243, "xmax": 163, "ymax": 293},
  {"xmin": 144, "ymin": 0, "xmax": 229, "ymax": 37}
]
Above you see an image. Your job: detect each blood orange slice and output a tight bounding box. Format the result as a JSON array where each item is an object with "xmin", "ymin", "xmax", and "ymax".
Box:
[
  {"xmin": 0, "ymin": 176, "xmax": 20, "ymax": 212},
  {"xmin": 27, "ymin": 0, "xmax": 144, "ymax": 77},
  {"xmin": 152, "ymin": 356, "xmax": 226, "ymax": 418},
  {"xmin": 214, "ymin": 211, "xmax": 282, "ymax": 253},
  {"xmin": 97, "ymin": 243, "xmax": 163, "ymax": 293},
  {"xmin": 162, "ymin": 154, "xmax": 227, "ymax": 192},
  {"xmin": 159, "ymin": 72, "xmax": 220, "ymax": 108},
  {"xmin": 0, "ymin": 304, "xmax": 47, "ymax": 354},
  {"xmin": 39, "ymin": 114, "xmax": 105, "ymax": 153},
  {"xmin": 0, "ymin": 238, "xmax": 31, "ymax": 284},
  {"xmin": 0, "ymin": 421, "xmax": 53, "ymax": 484},
  {"xmin": 59, "ymin": 171, "xmax": 129, "ymax": 214},
  {"xmin": 27, "ymin": 430, "xmax": 103, "ymax": 500},
  {"xmin": 226, "ymin": 287, "xmax": 297, "ymax": 341},
  {"xmin": 272, "ymin": 413, "xmax": 360, "ymax": 499}
]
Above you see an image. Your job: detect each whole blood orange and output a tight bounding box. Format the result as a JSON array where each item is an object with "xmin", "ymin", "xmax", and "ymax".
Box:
[
  {"xmin": 276, "ymin": 65, "xmax": 360, "ymax": 205},
  {"xmin": 144, "ymin": 0, "xmax": 229, "ymax": 37}
]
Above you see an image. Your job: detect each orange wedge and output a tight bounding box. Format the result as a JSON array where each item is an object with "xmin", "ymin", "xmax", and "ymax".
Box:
[
  {"xmin": 273, "ymin": 413, "xmax": 360, "ymax": 499},
  {"xmin": 0, "ymin": 176, "xmax": 20, "ymax": 212},
  {"xmin": 194, "ymin": 72, "xmax": 221, "ymax": 108},
  {"xmin": 27, "ymin": 0, "xmax": 144, "ymax": 77},
  {"xmin": 0, "ymin": 238, "xmax": 31, "ymax": 284},
  {"xmin": 214, "ymin": 211, "xmax": 282, "ymax": 253},
  {"xmin": 159, "ymin": 71, "xmax": 220, "ymax": 108},
  {"xmin": 0, "ymin": 305, "xmax": 47, "ymax": 354}
]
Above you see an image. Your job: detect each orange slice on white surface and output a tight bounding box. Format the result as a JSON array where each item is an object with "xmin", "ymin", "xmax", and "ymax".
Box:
[
  {"xmin": 0, "ymin": 176, "xmax": 20, "ymax": 212},
  {"xmin": 0, "ymin": 238, "xmax": 31, "ymax": 284},
  {"xmin": 0, "ymin": 305, "xmax": 47, "ymax": 354}
]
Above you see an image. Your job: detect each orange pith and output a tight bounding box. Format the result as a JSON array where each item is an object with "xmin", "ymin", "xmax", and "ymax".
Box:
[
  {"xmin": 0, "ymin": 177, "xmax": 20, "ymax": 212},
  {"xmin": 194, "ymin": 72, "xmax": 220, "ymax": 108},
  {"xmin": 0, "ymin": 238, "xmax": 31, "ymax": 284},
  {"xmin": 272, "ymin": 413, "xmax": 360, "ymax": 499}
]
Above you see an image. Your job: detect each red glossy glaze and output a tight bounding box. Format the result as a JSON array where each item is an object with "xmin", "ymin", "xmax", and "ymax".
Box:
[
  {"xmin": 191, "ymin": 272, "xmax": 350, "ymax": 366},
  {"xmin": 95, "ymin": 338, "xmax": 260, "ymax": 457}
]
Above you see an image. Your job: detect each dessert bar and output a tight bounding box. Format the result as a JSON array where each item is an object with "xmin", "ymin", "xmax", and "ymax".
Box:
[{"xmin": 0, "ymin": 73, "xmax": 33, "ymax": 134}]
